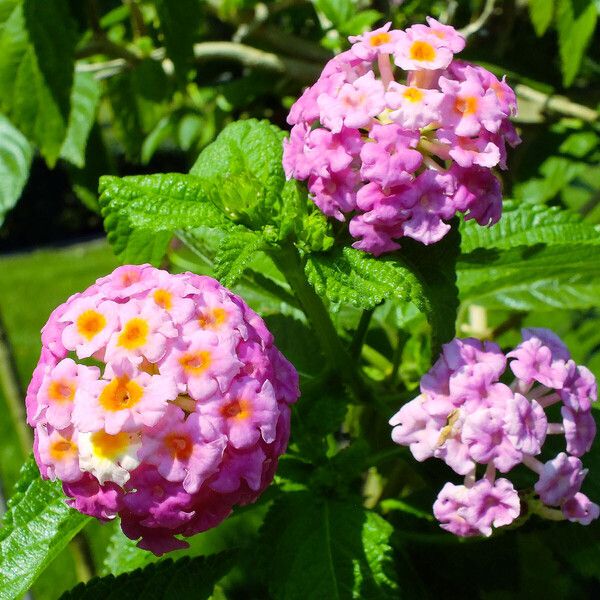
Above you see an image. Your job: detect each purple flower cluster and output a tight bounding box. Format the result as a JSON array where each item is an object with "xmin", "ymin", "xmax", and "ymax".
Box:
[
  {"xmin": 27, "ymin": 265, "xmax": 298, "ymax": 554},
  {"xmin": 390, "ymin": 328, "xmax": 599, "ymax": 537},
  {"xmin": 283, "ymin": 18, "xmax": 520, "ymax": 256}
]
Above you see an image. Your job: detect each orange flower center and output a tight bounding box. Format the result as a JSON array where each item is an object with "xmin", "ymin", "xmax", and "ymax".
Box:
[
  {"xmin": 179, "ymin": 350, "xmax": 212, "ymax": 375},
  {"xmin": 48, "ymin": 379, "xmax": 76, "ymax": 403},
  {"xmin": 121, "ymin": 271, "xmax": 141, "ymax": 286},
  {"xmin": 454, "ymin": 96, "xmax": 478, "ymax": 116},
  {"xmin": 117, "ymin": 317, "xmax": 149, "ymax": 350},
  {"xmin": 220, "ymin": 398, "xmax": 251, "ymax": 421},
  {"xmin": 91, "ymin": 430, "xmax": 131, "ymax": 459},
  {"xmin": 409, "ymin": 41, "xmax": 436, "ymax": 62},
  {"xmin": 403, "ymin": 87, "xmax": 424, "ymax": 103},
  {"xmin": 369, "ymin": 32, "xmax": 391, "ymax": 47},
  {"xmin": 198, "ymin": 308, "xmax": 228, "ymax": 330},
  {"xmin": 164, "ymin": 433, "xmax": 194, "ymax": 460},
  {"xmin": 50, "ymin": 438, "xmax": 77, "ymax": 460},
  {"xmin": 76, "ymin": 310, "xmax": 107, "ymax": 341},
  {"xmin": 99, "ymin": 376, "xmax": 144, "ymax": 411},
  {"xmin": 153, "ymin": 289, "xmax": 173, "ymax": 310}
]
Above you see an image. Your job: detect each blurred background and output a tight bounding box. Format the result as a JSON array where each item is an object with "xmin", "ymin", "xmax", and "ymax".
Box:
[{"xmin": 1, "ymin": 0, "xmax": 599, "ymax": 598}]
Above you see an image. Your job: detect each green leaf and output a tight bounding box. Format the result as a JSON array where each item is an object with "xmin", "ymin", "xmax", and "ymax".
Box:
[
  {"xmin": 260, "ymin": 492, "xmax": 398, "ymax": 599},
  {"xmin": 528, "ymin": 0, "xmax": 554, "ymax": 35},
  {"xmin": 99, "ymin": 173, "xmax": 239, "ymax": 264},
  {"xmin": 0, "ymin": 113, "xmax": 32, "ymax": 227},
  {"xmin": 214, "ymin": 230, "xmax": 268, "ymax": 287},
  {"xmin": 312, "ymin": 0, "xmax": 355, "ymax": 27},
  {"xmin": 0, "ymin": 0, "xmax": 77, "ymax": 165},
  {"xmin": 458, "ymin": 203, "xmax": 600, "ymax": 309},
  {"xmin": 305, "ymin": 231, "xmax": 459, "ymax": 354},
  {"xmin": 101, "ymin": 526, "xmax": 157, "ymax": 576},
  {"xmin": 338, "ymin": 10, "xmax": 383, "ymax": 36},
  {"xmin": 191, "ymin": 119, "xmax": 286, "ymax": 229},
  {"xmin": 155, "ymin": 0, "xmax": 201, "ymax": 82},
  {"xmin": 61, "ymin": 552, "xmax": 234, "ymax": 600},
  {"xmin": 0, "ymin": 458, "xmax": 90, "ymax": 600},
  {"xmin": 460, "ymin": 202, "xmax": 600, "ymax": 253},
  {"xmin": 60, "ymin": 71, "xmax": 101, "ymax": 168},
  {"xmin": 556, "ymin": 0, "xmax": 598, "ymax": 86}
]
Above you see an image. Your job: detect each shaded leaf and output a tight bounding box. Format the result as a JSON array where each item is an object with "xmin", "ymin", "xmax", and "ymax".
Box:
[
  {"xmin": 61, "ymin": 551, "xmax": 234, "ymax": 600},
  {"xmin": 60, "ymin": 71, "xmax": 101, "ymax": 168},
  {"xmin": 260, "ymin": 492, "xmax": 398, "ymax": 599},
  {"xmin": 0, "ymin": 113, "xmax": 32, "ymax": 227}
]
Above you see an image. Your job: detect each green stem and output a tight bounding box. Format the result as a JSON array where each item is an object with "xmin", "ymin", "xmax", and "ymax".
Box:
[
  {"xmin": 272, "ymin": 244, "xmax": 365, "ymax": 398},
  {"xmin": 349, "ymin": 309, "xmax": 374, "ymax": 360},
  {"xmin": 0, "ymin": 307, "xmax": 31, "ymax": 457}
]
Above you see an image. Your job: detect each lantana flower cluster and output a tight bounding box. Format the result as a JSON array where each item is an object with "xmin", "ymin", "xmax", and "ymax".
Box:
[
  {"xmin": 26, "ymin": 265, "xmax": 298, "ymax": 554},
  {"xmin": 390, "ymin": 328, "xmax": 599, "ymax": 537},
  {"xmin": 283, "ymin": 18, "xmax": 521, "ymax": 256}
]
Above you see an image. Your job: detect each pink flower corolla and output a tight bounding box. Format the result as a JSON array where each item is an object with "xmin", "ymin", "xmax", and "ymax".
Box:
[
  {"xmin": 395, "ymin": 26, "xmax": 455, "ymax": 71},
  {"xmin": 562, "ymin": 493, "xmax": 600, "ymax": 525},
  {"xmin": 439, "ymin": 68, "xmax": 503, "ymax": 136},
  {"xmin": 348, "ymin": 22, "xmax": 402, "ymax": 61},
  {"xmin": 283, "ymin": 19, "xmax": 520, "ymax": 255},
  {"xmin": 360, "ymin": 123, "xmax": 422, "ymax": 188},
  {"xmin": 140, "ymin": 406, "xmax": 226, "ymax": 493},
  {"xmin": 508, "ymin": 329, "xmax": 570, "ymax": 389},
  {"xmin": 318, "ymin": 71, "xmax": 386, "ymax": 133},
  {"xmin": 390, "ymin": 328, "xmax": 598, "ymax": 537},
  {"xmin": 386, "ymin": 83, "xmax": 444, "ymax": 129},
  {"xmin": 535, "ymin": 453, "xmax": 587, "ymax": 506},
  {"xmin": 73, "ymin": 360, "xmax": 177, "ymax": 435},
  {"xmin": 32, "ymin": 358, "xmax": 99, "ymax": 429},
  {"xmin": 27, "ymin": 264, "xmax": 299, "ymax": 555}
]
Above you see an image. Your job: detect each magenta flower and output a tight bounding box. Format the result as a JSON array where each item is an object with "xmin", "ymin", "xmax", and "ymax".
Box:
[
  {"xmin": 283, "ymin": 19, "xmax": 520, "ymax": 255},
  {"xmin": 27, "ymin": 264, "xmax": 299, "ymax": 555},
  {"xmin": 390, "ymin": 328, "xmax": 598, "ymax": 537},
  {"xmin": 535, "ymin": 453, "xmax": 587, "ymax": 506},
  {"xmin": 562, "ymin": 493, "xmax": 600, "ymax": 525},
  {"xmin": 464, "ymin": 478, "xmax": 520, "ymax": 536}
]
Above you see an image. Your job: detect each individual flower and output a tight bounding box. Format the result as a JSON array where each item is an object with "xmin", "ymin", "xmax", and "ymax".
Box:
[
  {"xmin": 390, "ymin": 328, "xmax": 598, "ymax": 537},
  {"xmin": 28, "ymin": 265, "xmax": 299, "ymax": 555},
  {"xmin": 283, "ymin": 19, "xmax": 520, "ymax": 255}
]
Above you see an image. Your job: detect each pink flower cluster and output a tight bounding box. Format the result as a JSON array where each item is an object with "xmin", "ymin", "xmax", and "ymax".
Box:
[
  {"xmin": 390, "ymin": 328, "xmax": 599, "ymax": 537},
  {"xmin": 283, "ymin": 19, "xmax": 520, "ymax": 256},
  {"xmin": 26, "ymin": 265, "xmax": 298, "ymax": 554}
]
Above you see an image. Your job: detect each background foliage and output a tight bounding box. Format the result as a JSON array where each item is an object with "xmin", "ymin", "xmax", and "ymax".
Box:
[{"xmin": 1, "ymin": 0, "xmax": 600, "ymax": 598}]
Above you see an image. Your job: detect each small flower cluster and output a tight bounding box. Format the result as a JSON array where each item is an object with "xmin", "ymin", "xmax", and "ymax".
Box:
[
  {"xmin": 27, "ymin": 265, "xmax": 298, "ymax": 554},
  {"xmin": 283, "ymin": 18, "xmax": 520, "ymax": 256},
  {"xmin": 390, "ymin": 329, "xmax": 599, "ymax": 537}
]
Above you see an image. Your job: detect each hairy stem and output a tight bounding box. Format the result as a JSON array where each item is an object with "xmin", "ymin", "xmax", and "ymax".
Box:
[{"xmin": 272, "ymin": 244, "xmax": 366, "ymax": 399}]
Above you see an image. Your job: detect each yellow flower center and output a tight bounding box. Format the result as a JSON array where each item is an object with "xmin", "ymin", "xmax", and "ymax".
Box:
[
  {"xmin": 454, "ymin": 96, "xmax": 478, "ymax": 116},
  {"xmin": 153, "ymin": 289, "xmax": 173, "ymax": 310},
  {"xmin": 220, "ymin": 398, "xmax": 251, "ymax": 421},
  {"xmin": 48, "ymin": 379, "xmax": 76, "ymax": 403},
  {"xmin": 403, "ymin": 87, "xmax": 424, "ymax": 103},
  {"xmin": 409, "ymin": 41, "xmax": 436, "ymax": 62},
  {"xmin": 76, "ymin": 310, "xmax": 107, "ymax": 341},
  {"xmin": 198, "ymin": 308, "xmax": 228, "ymax": 330},
  {"xmin": 99, "ymin": 376, "xmax": 144, "ymax": 411},
  {"xmin": 50, "ymin": 438, "xmax": 77, "ymax": 460},
  {"xmin": 91, "ymin": 431, "xmax": 131, "ymax": 459},
  {"xmin": 369, "ymin": 32, "xmax": 391, "ymax": 47},
  {"xmin": 164, "ymin": 432, "xmax": 194, "ymax": 460},
  {"xmin": 117, "ymin": 318, "xmax": 149, "ymax": 350},
  {"xmin": 179, "ymin": 350, "xmax": 212, "ymax": 375}
]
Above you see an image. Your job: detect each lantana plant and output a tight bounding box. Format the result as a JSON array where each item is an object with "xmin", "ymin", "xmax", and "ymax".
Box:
[{"xmin": 5, "ymin": 16, "xmax": 600, "ymax": 600}]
